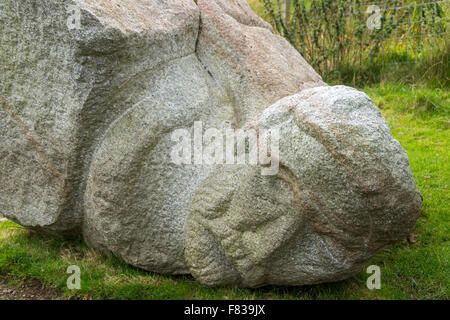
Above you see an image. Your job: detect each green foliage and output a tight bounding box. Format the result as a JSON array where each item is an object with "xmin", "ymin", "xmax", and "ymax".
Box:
[
  {"xmin": 328, "ymin": 39, "xmax": 450, "ymax": 87},
  {"xmin": 258, "ymin": 0, "xmax": 449, "ymax": 85}
]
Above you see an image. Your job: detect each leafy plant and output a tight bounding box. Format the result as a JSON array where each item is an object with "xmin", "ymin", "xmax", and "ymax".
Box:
[{"xmin": 260, "ymin": 0, "xmax": 448, "ymax": 81}]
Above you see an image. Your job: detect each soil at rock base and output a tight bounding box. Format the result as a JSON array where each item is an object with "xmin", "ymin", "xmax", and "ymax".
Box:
[{"xmin": 0, "ymin": 274, "xmax": 64, "ymax": 300}]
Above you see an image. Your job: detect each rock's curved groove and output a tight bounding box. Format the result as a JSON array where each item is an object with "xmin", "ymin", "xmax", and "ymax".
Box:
[{"xmin": 0, "ymin": 0, "xmax": 421, "ymax": 286}]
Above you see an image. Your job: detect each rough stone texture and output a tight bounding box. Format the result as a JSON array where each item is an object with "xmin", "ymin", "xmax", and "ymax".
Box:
[
  {"xmin": 197, "ymin": 0, "xmax": 324, "ymax": 126},
  {"xmin": 185, "ymin": 86, "xmax": 422, "ymax": 287},
  {"xmin": 0, "ymin": 0, "xmax": 201, "ymax": 234},
  {"xmin": 83, "ymin": 0, "xmax": 325, "ymax": 274},
  {"xmin": 0, "ymin": 0, "xmax": 421, "ymax": 286}
]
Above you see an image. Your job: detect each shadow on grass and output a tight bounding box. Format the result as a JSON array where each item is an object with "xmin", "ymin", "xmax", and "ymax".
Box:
[{"xmin": 0, "ymin": 223, "xmax": 366, "ymax": 300}]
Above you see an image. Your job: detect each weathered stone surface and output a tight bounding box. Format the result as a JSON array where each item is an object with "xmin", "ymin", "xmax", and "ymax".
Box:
[
  {"xmin": 0, "ymin": 0, "xmax": 421, "ymax": 286},
  {"xmin": 82, "ymin": 0, "xmax": 325, "ymax": 274},
  {"xmin": 0, "ymin": 0, "xmax": 200, "ymax": 234},
  {"xmin": 83, "ymin": 54, "xmax": 232, "ymax": 274},
  {"xmin": 186, "ymin": 86, "xmax": 422, "ymax": 287},
  {"xmin": 196, "ymin": 0, "xmax": 325, "ymax": 125}
]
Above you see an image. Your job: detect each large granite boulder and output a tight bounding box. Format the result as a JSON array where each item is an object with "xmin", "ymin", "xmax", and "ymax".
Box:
[
  {"xmin": 186, "ymin": 86, "xmax": 422, "ymax": 286},
  {"xmin": 0, "ymin": 0, "xmax": 421, "ymax": 286}
]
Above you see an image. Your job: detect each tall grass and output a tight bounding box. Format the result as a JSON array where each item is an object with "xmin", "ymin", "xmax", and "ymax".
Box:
[{"xmin": 255, "ymin": 0, "xmax": 449, "ymax": 86}]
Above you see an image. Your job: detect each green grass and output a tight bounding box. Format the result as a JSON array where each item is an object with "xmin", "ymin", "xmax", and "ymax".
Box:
[{"xmin": 0, "ymin": 83, "xmax": 448, "ymax": 300}]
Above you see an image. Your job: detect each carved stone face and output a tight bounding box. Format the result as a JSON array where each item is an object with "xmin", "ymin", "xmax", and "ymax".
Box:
[
  {"xmin": 186, "ymin": 86, "xmax": 421, "ymax": 287},
  {"xmin": 0, "ymin": 0, "xmax": 420, "ymax": 287}
]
